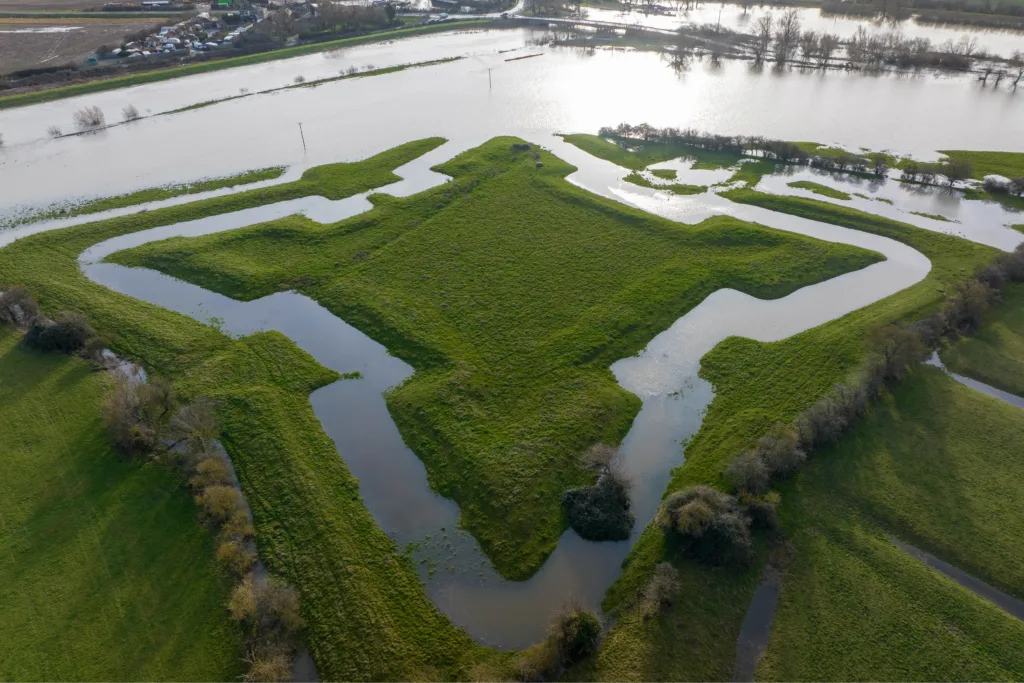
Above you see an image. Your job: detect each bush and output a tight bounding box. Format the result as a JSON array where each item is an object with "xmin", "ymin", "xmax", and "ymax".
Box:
[
  {"xmin": 189, "ymin": 454, "xmax": 233, "ymax": 490},
  {"xmin": 756, "ymin": 423, "xmax": 805, "ymax": 478},
  {"xmin": 229, "ymin": 575, "xmax": 257, "ymax": 622},
  {"xmin": 561, "ymin": 473, "xmax": 634, "ymax": 541},
  {"xmin": 0, "ymin": 286, "xmax": 38, "ymax": 326},
  {"xmin": 726, "ymin": 451, "xmax": 769, "ymax": 494},
  {"xmin": 217, "ymin": 538, "xmax": 256, "ymax": 576},
  {"xmin": 221, "ymin": 509, "xmax": 255, "ymax": 540},
  {"xmin": 243, "ymin": 650, "xmax": 292, "ymax": 683},
  {"xmin": 868, "ymin": 322, "xmax": 928, "ymax": 383},
  {"xmin": 121, "ymin": 104, "xmax": 140, "ymax": 122},
  {"xmin": 741, "ymin": 491, "xmax": 780, "ymax": 530},
  {"xmin": 73, "ymin": 105, "xmax": 106, "ymax": 130},
  {"xmin": 549, "ymin": 602, "xmax": 601, "ymax": 665},
  {"xmin": 170, "ymin": 398, "xmax": 220, "ymax": 453},
  {"xmin": 102, "ymin": 376, "xmax": 172, "ymax": 457},
  {"xmin": 47, "ymin": 125, "xmax": 62, "ymax": 138},
  {"xmin": 196, "ymin": 484, "xmax": 246, "ymax": 524},
  {"xmin": 256, "ymin": 579, "xmax": 304, "ymax": 636},
  {"xmin": 516, "ymin": 641, "xmax": 560, "ymax": 682},
  {"xmin": 23, "ymin": 312, "xmax": 94, "ymax": 354},
  {"xmin": 658, "ymin": 486, "xmax": 753, "ymax": 566},
  {"xmin": 639, "ymin": 562, "xmax": 680, "ymax": 619}
]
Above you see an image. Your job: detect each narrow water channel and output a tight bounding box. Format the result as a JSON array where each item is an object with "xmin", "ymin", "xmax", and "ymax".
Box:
[{"xmin": 41, "ymin": 134, "xmax": 938, "ymax": 648}]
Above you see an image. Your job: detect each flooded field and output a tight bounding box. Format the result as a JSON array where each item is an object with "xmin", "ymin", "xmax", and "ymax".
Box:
[{"xmin": 2, "ymin": 27, "xmax": 1024, "ymax": 215}]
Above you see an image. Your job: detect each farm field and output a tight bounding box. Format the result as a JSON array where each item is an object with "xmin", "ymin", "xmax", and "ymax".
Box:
[{"xmin": 0, "ymin": 17, "xmax": 157, "ymax": 74}]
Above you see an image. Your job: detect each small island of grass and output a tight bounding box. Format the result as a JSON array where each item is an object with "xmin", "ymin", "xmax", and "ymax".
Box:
[{"xmin": 787, "ymin": 180, "xmax": 852, "ymax": 201}]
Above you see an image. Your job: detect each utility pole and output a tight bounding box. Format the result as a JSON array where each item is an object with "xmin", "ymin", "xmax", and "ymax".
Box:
[
  {"xmin": 298, "ymin": 122, "xmax": 307, "ymax": 153},
  {"xmin": 488, "ymin": 67, "xmax": 492, "ymax": 89}
]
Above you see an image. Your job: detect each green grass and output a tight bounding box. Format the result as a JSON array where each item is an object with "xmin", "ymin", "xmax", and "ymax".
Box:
[
  {"xmin": 650, "ymin": 168, "xmax": 677, "ymax": 180},
  {"xmin": 942, "ymin": 283, "xmax": 1024, "ymax": 396},
  {"xmin": 0, "ymin": 139, "xmax": 510, "ymax": 680},
  {"xmin": 787, "ymin": 180, "xmax": 851, "ymax": 200},
  {"xmin": 793, "ymin": 141, "xmax": 898, "ymax": 168},
  {"xmin": 0, "ymin": 21, "xmax": 494, "ymax": 111},
  {"xmin": 623, "ymin": 171, "xmax": 706, "ymax": 195},
  {"xmin": 962, "ymin": 186, "xmax": 1024, "ymax": 211},
  {"xmin": 585, "ymin": 187, "xmax": 996, "ymax": 681},
  {"xmin": 2, "ymin": 167, "xmax": 286, "ymax": 229},
  {"xmin": 759, "ymin": 367, "xmax": 1024, "ymax": 679},
  {"xmin": 108, "ymin": 137, "xmax": 881, "ymax": 580},
  {"xmin": 0, "ymin": 327, "xmax": 241, "ymax": 681},
  {"xmin": 940, "ymin": 150, "xmax": 1024, "ymax": 180},
  {"xmin": 911, "ymin": 210, "xmax": 953, "ymax": 222}
]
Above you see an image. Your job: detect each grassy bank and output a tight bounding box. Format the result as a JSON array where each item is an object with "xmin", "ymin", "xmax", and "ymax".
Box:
[
  {"xmin": 580, "ymin": 186, "xmax": 995, "ymax": 680},
  {"xmin": 0, "ymin": 139, "xmax": 509, "ymax": 680},
  {"xmin": 940, "ymin": 149, "xmax": 1024, "ymax": 180},
  {"xmin": 624, "ymin": 171, "xmax": 706, "ymax": 195},
  {"xmin": 2, "ymin": 166, "xmax": 286, "ymax": 229},
  {"xmin": 787, "ymin": 180, "xmax": 851, "ymax": 200},
  {"xmin": 0, "ymin": 327, "xmax": 241, "ymax": 681},
  {"xmin": 759, "ymin": 367, "xmax": 1024, "ymax": 679},
  {"xmin": 561, "ymin": 133, "xmax": 743, "ymax": 171},
  {"xmin": 0, "ymin": 20, "xmax": 495, "ymax": 110},
  {"xmin": 108, "ymin": 137, "xmax": 880, "ymax": 579},
  {"xmin": 942, "ymin": 283, "xmax": 1024, "ymax": 396}
]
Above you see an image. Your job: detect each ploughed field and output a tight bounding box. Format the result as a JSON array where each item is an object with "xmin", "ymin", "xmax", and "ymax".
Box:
[{"xmin": 4, "ymin": 131, "xmax": 1024, "ymax": 681}]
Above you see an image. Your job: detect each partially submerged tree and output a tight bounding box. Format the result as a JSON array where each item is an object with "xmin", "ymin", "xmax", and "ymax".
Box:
[{"xmin": 73, "ymin": 106, "xmax": 106, "ymax": 131}]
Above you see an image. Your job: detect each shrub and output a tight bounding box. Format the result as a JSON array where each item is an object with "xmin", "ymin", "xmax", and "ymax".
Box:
[
  {"xmin": 47, "ymin": 125, "xmax": 62, "ymax": 138},
  {"xmin": 170, "ymin": 398, "xmax": 220, "ymax": 453},
  {"xmin": 121, "ymin": 104, "xmax": 140, "ymax": 122},
  {"xmin": 243, "ymin": 650, "xmax": 292, "ymax": 683},
  {"xmin": 228, "ymin": 575, "xmax": 257, "ymax": 623},
  {"xmin": 293, "ymin": 74, "xmax": 306, "ymax": 84},
  {"xmin": 23, "ymin": 312, "xmax": 94, "ymax": 354},
  {"xmin": 639, "ymin": 562, "xmax": 680, "ymax": 619},
  {"xmin": 0, "ymin": 286, "xmax": 38, "ymax": 326},
  {"xmin": 102, "ymin": 376, "xmax": 172, "ymax": 457},
  {"xmin": 196, "ymin": 484, "xmax": 246, "ymax": 524},
  {"xmin": 726, "ymin": 451, "xmax": 769, "ymax": 494},
  {"xmin": 256, "ymin": 579, "xmax": 304, "ymax": 635},
  {"xmin": 221, "ymin": 509, "xmax": 255, "ymax": 540},
  {"xmin": 741, "ymin": 491, "xmax": 780, "ymax": 530},
  {"xmin": 756, "ymin": 423, "xmax": 805, "ymax": 478},
  {"xmin": 868, "ymin": 322, "xmax": 928, "ymax": 382},
  {"xmin": 217, "ymin": 538, "xmax": 256, "ymax": 576},
  {"xmin": 73, "ymin": 105, "xmax": 106, "ymax": 130},
  {"xmin": 189, "ymin": 454, "xmax": 232, "ymax": 490},
  {"xmin": 561, "ymin": 473, "xmax": 634, "ymax": 541},
  {"xmin": 516, "ymin": 641, "xmax": 560, "ymax": 682},
  {"xmin": 658, "ymin": 486, "xmax": 753, "ymax": 566},
  {"xmin": 549, "ymin": 602, "xmax": 601, "ymax": 665}
]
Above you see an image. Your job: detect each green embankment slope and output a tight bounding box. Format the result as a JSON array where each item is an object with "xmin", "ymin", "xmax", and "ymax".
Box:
[
  {"xmin": 0, "ymin": 139, "xmax": 506, "ymax": 681},
  {"xmin": 942, "ymin": 283, "xmax": 1024, "ymax": 396},
  {"xmin": 110, "ymin": 137, "xmax": 881, "ymax": 580},
  {"xmin": 760, "ymin": 367, "xmax": 1024, "ymax": 680},
  {"xmin": 0, "ymin": 327, "xmax": 241, "ymax": 681}
]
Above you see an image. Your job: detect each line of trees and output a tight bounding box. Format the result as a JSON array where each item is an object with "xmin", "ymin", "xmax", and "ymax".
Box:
[
  {"xmin": 599, "ymin": 123, "xmax": 894, "ymax": 177},
  {"xmin": 654, "ymin": 242, "xmax": 1024, "ymax": 570}
]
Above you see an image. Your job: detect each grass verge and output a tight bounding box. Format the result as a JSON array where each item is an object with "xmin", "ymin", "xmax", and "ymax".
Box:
[
  {"xmin": 107, "ymin": 137, "xmax": 880, "ymax": 579},
  {"xmin": 940, "ymin": 149, "xmax": 1024, "ymax": 180},
  {"xmin": 0, "ymin": 326, "xmax": 241, "ymax": 681}
]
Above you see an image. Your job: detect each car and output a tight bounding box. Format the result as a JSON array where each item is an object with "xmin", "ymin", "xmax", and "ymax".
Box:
[
  {"xmin": 439, "ymin": 13, "xmax": 448, "ymax": 18},
  {"xmin": 500, "ymin": 11, "xmax": 508, "ymax": 17}
]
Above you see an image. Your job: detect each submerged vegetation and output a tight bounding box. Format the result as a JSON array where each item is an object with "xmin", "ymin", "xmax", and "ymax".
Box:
[{"xmin": 787, "ymin": 180, "xmax": 851, "ymax": 200}]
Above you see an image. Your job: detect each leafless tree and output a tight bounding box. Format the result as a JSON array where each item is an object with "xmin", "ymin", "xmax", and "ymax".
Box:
[
  {"xmin": 121, "ymin": 104, "xmax": 140, "ymax": 122},
  {"xmin": 798, "ymin": 30, "xmax": 819, "ymax": 62},
  {"xmin": 772, "ymin": 9, "xmax": 801, "ymax": 64},
  {"xmin": 751, "ymin": 13, "xmax": 773, "ymax": 63},
  {"xmin": 817, "ymin": 32, "xmax": 840, "ymax": 68},
  {"xmin": 47, "ymin": 125, "xmax": 62, "ymax": 138},
  {"xmin": 73, "ymin": 106, "xmax": 106, "ymax": 130}
]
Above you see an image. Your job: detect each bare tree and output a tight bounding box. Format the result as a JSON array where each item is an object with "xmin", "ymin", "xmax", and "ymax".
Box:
[
  {"xmin": 73, "ymin": 106, "xmax": 106, "ymax": 131},
  {"xmin": 817, "ymin": 32, "xmax": 840, "ymax": 68},
  {"xmin": 751, "ymin": 13, "xmax": 773, "ymax": 63},
  {"xmin": 773, "ymin": 9, "xmax": 801, "ymax": 64},
  {"xmin": 798, "ymin": 30, "xmax": 819, "ymax": 63},
  {"xmin": 121, "ymin": 104, "xmax": 140, "ymax": 122},
  {"xmin": 47, "ymin": 125, "xmax": 62, "ymax": 138}
]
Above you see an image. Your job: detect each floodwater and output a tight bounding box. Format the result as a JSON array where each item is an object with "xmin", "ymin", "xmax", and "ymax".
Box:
[
  {"xmin": 0, "ymin": 21, "xmax": 1021, "ymax": 650},
  {"xmin": 583, "ymin": 4, "xmax": 1024, "ymax": 58},
  {"xmin": 2, "ymin": 28, "xmax": 1024, "ymax": 214}
]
